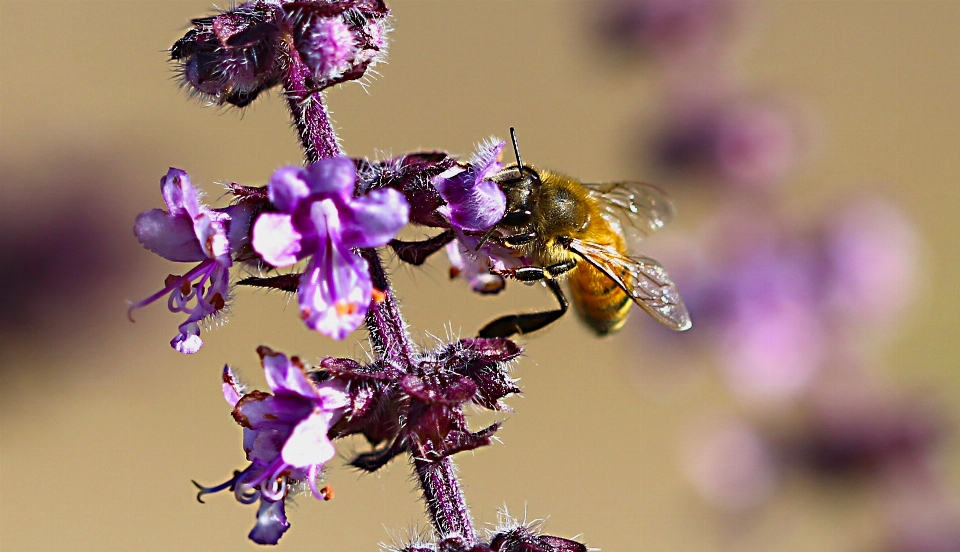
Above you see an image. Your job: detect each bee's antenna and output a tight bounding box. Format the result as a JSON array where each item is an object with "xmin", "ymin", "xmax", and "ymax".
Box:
[{"xmin": 510, "ymin": 127, "xmax": 524, "ymax": 172}]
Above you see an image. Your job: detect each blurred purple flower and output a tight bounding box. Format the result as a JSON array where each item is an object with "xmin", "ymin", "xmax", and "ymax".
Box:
[
  {"xmin": 195, "ymin": 347, "xmax": 350, "ymax": 545},
  {"xmin": 682, "ymin": 417, "xmax": 780, "ymax": 511},
  {"xmin": 252, "ymin": 157, "xmax": 409, "ymax": 339},
  {"xmin": 821, "ymin": 198, "xmax": 922, "ymax": 328},
  {"xmin": 130, "ymin": 168, "xmax": 252, "ymax": 354},
  {"xmin": 595, "ymin": 0, "xmax": 742, "ymax": 63},
  {"xmin": 649, "ymin": 96, "xmax": 799, "ymax": 191}
]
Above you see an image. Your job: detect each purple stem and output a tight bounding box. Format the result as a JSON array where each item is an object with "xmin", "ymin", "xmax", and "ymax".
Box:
[
  {"xmin": 279, "ymin": 37, "xmax": 478, "ymax": 547},
  {"xmin": 282, "ymin": 35, "xmax": 341, "ymax": 163},
  {"xmin": 413, "ymin": 447, "xmax": 478, "ymax": 544}
]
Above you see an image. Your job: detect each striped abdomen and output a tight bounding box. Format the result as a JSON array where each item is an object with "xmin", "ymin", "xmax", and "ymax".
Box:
[{"xmin": 568, "ymin": 233, "xmax": 631, "ymax": 335}]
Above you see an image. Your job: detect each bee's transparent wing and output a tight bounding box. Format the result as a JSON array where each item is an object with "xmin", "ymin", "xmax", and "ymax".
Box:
[
  {"xmin": 568, "ymin": 238, "xmax": 692, "ymax": 331},
  {"xmin": 585, "ymin": 182, "xmax": 676, "ymax": 240}
]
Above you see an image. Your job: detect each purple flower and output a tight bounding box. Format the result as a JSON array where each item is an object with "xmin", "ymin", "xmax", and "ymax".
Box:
[
  {"xmin": 130, "ymin": 168, "xmax": 252, "ymax": 354},
  {"xmin": 446, "ymin": 233, "xmax": 525, "ymax": 295},
  {"xmin": 252, "ymin": 157, "xmax": 409, "ymax": 339},
  {"xmin": 435, "ymin": 139, "xmax": 507, "ymax": 232},
  {"xmin": 649, "ymin": 95, "xmax": 799, "ymax": 191},
  {"xmin": 195, "ymin": 347, "xmax": 350, "ymax": 545}
]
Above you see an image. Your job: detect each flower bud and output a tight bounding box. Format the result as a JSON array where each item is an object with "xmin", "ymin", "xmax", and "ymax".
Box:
[{"xmin": 171, "ymin": 2, "xmax": 283, "ymax": 107}]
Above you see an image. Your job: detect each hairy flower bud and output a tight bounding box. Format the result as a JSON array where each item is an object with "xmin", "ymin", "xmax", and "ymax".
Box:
[
  {"xmin": 171, "ymin": 2, "xmax": 284, "ymax": 107},
  {"xmin": 171, "ymin": 0, "xmax": 391, "ymax": 108}
]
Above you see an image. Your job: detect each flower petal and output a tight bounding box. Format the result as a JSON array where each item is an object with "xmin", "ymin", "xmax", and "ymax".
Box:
[
  {"xmin": 268, "ymin": 166, "xmax": 311, "ymax": 213},
  {"xmin": 193, "ymin": 211, "xmax": 232, "ymax": 265},
  {"xmin": 315, "ymin": 378, "xmax": 350, "ymax": 411},
  {"xmin": 160, "ymin": 168, "xmax": 196, "ymax": 217},
  {"xmin": 298, "ymin": 245, "xmax": 371, "ymax": 340},
  {"xmin": 252, "ymin": 212, "xmax": 302, "ymax": 267},
  {"xmin": 339, "ymin": 188, "xmax": 410, "ymax": 248},
  {"xmin": 134, "ymin": 208, "xmax": 207, "ymax": 262},
  {"xmin": 172, "ymin": 322, "xmax": 203, "ymax": 354},
  {"xmin": 261, "ymin": 349, "xmax": 318, "ymax": 399},
  {"xmin": 248, "ymin": 498, "xmax": 290, "ymax": 545},
  {"xmin": 222, "ymin": 365, "xmax": 244, "ymax": 407},
  {"xmin": 281, "ymin": 409, "xmax": 336, "ymax": 468},
  {"xmin": 220, "ymin": 203, "xmax": 254, "ymax": 255},
  {"xmin": 305, "ymin": 156, "xmax": 356, "ymax": 198}
]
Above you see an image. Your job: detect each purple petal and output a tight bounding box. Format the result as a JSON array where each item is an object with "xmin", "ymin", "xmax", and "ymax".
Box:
[
  {"xmin": 252, "ymin": 212, "xmax": 302, "ymax": 267},
  {"xmin": 244, "ymin": 426, "xmax": 288, "ymax": 464},
  {"xmin": 248, "ymin": 498, "xmax": 289, "ymax": 545},
  {"xmin": 339, "ymin": 188, "xmax": 410, "ymax": 248},
  {"xmin": 193, "ymin": 212, "xmax": 231, "ymax": 265},
  {"xmin": 268, "ymin": 166, "xmax": 311, "ymax": 213},
  {"xmin": 281, "ymin": 409, "xmax": 336, "ymax": 468},
  {"xmin": 222, "ymin": 365, "xmax": 244, "ymax": 407},
  {"xmin": 160, "ymin": 168, "xmax": 195, "ymax": 217},
  {"xmin": 220, "ymin": 203, "xmax": 254, "ymax": 255},
  {"xmin": 305, "ymin": 157, "xmax": 356, "ymax": 198},
  {"xmin": 467, "ymin": 139, "xmax": 505, "ymax": 180},
  {"xmin": 438, "ymin": 177, "xmax": 506, "ymax": 232},
  {"xmin": 298, "ymin": 241, "xmax": 372, "ymax": 340},
  {"xmin": 237, "ymin": 394, "xmax": 312, "ymax": 430},
  {"xmin": 261, "ymin": 349, "xmax": 319, "ymax": 399},
  {"xmin": 314, "ymin": 379, "xmax": 350, "ymax": 412},
  {"xmin": 134, "ymin": 209, "xmax": 207, "ymax": 262},
  {"xmin": 172, "ymin": 322, "xmax": 203, "ymax": 354}
]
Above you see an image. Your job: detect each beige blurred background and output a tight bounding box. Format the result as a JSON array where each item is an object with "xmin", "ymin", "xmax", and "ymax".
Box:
[{"xmin": 2, "ymin": 1, "xmax": 959, "ymax": 551}]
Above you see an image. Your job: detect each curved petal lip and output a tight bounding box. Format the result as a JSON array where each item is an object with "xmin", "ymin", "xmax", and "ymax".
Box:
[{"xmin": 135, "ymin": 209, "xmax": 207, "ymax": 262}]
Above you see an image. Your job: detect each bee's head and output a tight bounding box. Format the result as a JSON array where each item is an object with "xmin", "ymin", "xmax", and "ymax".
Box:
[{"xmin": 474, "ymin": 128, "xmax": 540, "ymax": 249}]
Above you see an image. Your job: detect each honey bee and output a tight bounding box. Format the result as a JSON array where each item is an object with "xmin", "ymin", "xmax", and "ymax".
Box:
[{"xmin": 473, "ymin": 129, "xmax": 692, "ymax": 338}]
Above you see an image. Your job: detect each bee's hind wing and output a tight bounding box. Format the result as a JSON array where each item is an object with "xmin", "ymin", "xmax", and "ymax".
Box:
[
  {"xmin": 585, "ymin": 182, "xmax": 676, "ymax": 239},
  {"xmin": 568, "ymin": 238, "xmax": 692, "ymax": 331}
]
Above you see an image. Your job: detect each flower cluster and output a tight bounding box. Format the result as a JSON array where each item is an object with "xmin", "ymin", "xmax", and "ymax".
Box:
[
  {"xmin": 171, "ymin": 0, "xmax": 390, "ymax": 107},
  {"xmin": 129, "ymin": 168, "xmax": 253, "ymax": 353},
  {"xmin": 359, "ymin": 141, "xmax": 522, "ymax": 294},
  {"xmin": 138, "ymin": 1, "xmax": 602, "ymax": 549},
  {"xmin": 195, "ymin": 347, "xmax": 349, "ymax": 544}
]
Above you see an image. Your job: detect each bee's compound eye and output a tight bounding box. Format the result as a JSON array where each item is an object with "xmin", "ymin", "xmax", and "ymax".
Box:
[{"xmin": 500, "ymin": 209, "xmax": 533, "ymax": 227}]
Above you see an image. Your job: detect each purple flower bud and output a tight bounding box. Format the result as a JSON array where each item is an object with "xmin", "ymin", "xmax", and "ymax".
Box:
[
  {"xmin": 195, "ymin": 349, "xmax": 349, "ymax": 544},
  {"xmin": 252, "ymin": 157, "xmax": 409, "ymax": 339},
  {"xmin": 171, "ymin": 2, "xmax": 284, "ymax": 107},
  {"xmin": 130, "ymin": 169, "xmax": 252, "ymax": 353}
]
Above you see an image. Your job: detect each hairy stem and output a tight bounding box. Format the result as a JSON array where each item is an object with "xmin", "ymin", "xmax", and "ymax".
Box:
[
  {"xmin": 282, "ymin": 35, "xmax": 341, "ymax": 163},
  {"xmin": 280, "ymin": 41, "xmax": 477, "ymax": 546},
  {"xmin": 413, "ymin": 448, "xmax": 478, "ymax": 544},
  {"xmin": 360, "ymin": 248, "xmax": 417, "ymax": 365}
]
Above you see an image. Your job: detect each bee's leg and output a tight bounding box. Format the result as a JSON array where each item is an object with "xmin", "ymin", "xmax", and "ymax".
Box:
[
  {"xmin": 478, "ymin": 279, "xmax": 570, "ymax": 338},
  {"xmin": 388, "ymin": 229, "xmax": 456, "ymax": 266}
]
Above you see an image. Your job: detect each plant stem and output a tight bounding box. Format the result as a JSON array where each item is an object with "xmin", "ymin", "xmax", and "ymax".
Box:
[
  {"xmin": 282, "ymin": 34, "xmax": 341, "ymax": 163},
  {"xmin": 413, "ymin": 450, "xmax": 478, "ymax": 544},
  {"xmin": 280, "ymin": 40, "xmax": 478, "ymax": 547}
]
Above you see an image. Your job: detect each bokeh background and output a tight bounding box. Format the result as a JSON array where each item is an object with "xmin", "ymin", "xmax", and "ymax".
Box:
[{"xmin": 2, "ymin": 1, "xmax": 959, "ymax": 551}]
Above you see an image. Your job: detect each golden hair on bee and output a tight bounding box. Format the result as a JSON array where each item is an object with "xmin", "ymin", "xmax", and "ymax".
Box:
[{"xmin": 475, "ymin": 128, "xmax": 691, "ymax": 338}]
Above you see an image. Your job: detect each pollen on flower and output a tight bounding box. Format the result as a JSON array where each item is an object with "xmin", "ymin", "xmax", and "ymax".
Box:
[
  {"xmin": 164, "ymin": 274, "xmax": 179, "ymax": 287},
  {"xmin": 320, "ymin": 485, "xmax": 334, "ymax": 501},
  {"xmin": 211, "ymin": 293, "xmax": 226, "ymax": 311},
  {"xmin": 371, "ymin": 288, "xmax": 386, "ymax": 303},
  {"xmin": 335, "ymin": 300, "xmax": 359, "ymax": 317}
]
